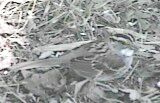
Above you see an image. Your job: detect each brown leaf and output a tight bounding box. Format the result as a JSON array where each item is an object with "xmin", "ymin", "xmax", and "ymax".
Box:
[
  {"xmin": 87, "ymin": 86, "xmax": 105, "ymax": 103},
  {"xmin": 74, "ymin": 79, "xmax": 89, "ymax": 98},
  {"xmin": 24, "ymin": 69, "xmax": 65, "ymax": 96},
  {"xmin": 153, "ymin": 53, "xmax": 160, "ymax": 61},
  {"xmin": 33, "ymin": 40, "xmax": 93, "ymax": 52}
]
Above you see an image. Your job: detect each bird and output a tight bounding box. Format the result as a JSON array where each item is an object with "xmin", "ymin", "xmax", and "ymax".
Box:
[
  {"xmin": 9, "ymin": 31, "xmax": 136, "ymax": 79},
  {"xmin": 69, "ymin": 32, "xmax": 136, "ymax": 79}
]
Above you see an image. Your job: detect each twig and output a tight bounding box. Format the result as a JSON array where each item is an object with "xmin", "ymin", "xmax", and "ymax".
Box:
[{"xmin": 122, "ymin": 60, "xmax": 139, "ymax": 82}]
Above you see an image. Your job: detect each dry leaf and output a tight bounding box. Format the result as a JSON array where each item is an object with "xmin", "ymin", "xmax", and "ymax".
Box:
[
  {"xmin": 102, "ymin": 10, "xmax": 120, "ymax": 23},
  {"xmin": 39, "ymin": 51, "xmax": 53, "ymax": 59},
  {"xmin": 49, "ymin": 98, "xmax": 58, "ymax": 103},
  {"xmin": 26, "ymin": 13, "xmax": 37, "ymax": 33},
  {"xmin": 24, "ymin": 69, "xmax": 65, "ymax": 96},
  {"xmin": 24, "ymin": 74, "xmax": 45, "ymax": 96},
  {"xmin": 129, "ymin": 90, "xmax": 141, "ymax": 101},
  {"xmin": 33, "ymin": 40, "xmax": 93, "ymax": 52},
  {"xmin": 74, "ymin": 79, "xmax": 89, "ymax": 98},
  {"xmin": 153, "ymin": 53, "xmax": 160, "ymax": 61},
  {"xmin": 0, "ymin": 18, "xmax": 16, "ymax": 34},
  {"xmin": 63, "ymin": 99, "xmax": 74, "ymax": 103},
  {"xmin": 87, "ymin": 86, "xmax": 105, "ymax": 103},
  {"xmin": 43, "ymin": 0, "xmax": 50, "ymax": 17},
  {"xmin": 139, "ymin": 19, "xmax": 150, "ymax": 30},
  {"xmin": 119, "ymin": 88, "xmax": 141, "ymax": 101}
]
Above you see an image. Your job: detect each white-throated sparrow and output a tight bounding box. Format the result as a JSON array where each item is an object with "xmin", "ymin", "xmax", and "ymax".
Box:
[
  {"xmin": 70, "ymin": 32, "xmax": 136, "ymax": 79},
  {"xmin": 9, "ymin": 31, "xmax": 136, "ymax": 78}
]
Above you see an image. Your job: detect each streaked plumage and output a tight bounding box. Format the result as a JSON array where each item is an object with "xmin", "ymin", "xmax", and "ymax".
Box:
[{"xmin": 72, "ymin": 32, "xmax": 136, "ymax": 72}]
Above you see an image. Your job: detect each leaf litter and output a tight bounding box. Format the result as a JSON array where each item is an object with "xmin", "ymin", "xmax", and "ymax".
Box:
[{"xmin": 0, "ymin": 0, "xmax": 160, "ymax": 103}]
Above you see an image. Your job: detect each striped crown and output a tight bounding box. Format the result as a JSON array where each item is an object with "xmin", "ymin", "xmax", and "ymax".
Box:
[{"xmin": 109, "ymin": 33, "xmax": 137, "ymax": 51}]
